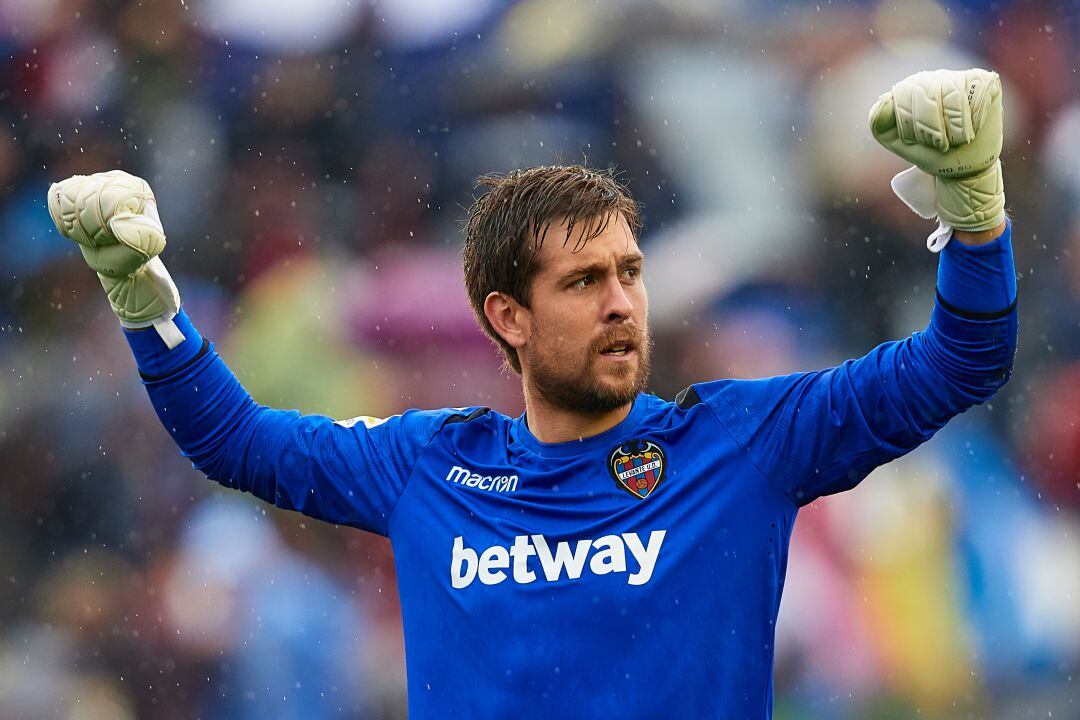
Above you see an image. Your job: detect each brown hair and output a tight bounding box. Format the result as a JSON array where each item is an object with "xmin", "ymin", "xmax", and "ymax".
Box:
[{"xmin": 463, "ymin": 165, "xmax": 642, "ymax": 373}]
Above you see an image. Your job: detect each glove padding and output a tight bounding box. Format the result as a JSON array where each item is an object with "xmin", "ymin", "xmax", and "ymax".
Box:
[
  {"xmin": 48, "ymin": 170, "xmax": 184, "ymax": 347},
  {"xmin": 869, "ymin": 68, "xmax": 1006, "ymax": 251}
]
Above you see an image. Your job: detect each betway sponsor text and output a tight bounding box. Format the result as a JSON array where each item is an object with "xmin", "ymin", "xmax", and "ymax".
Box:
[{"xmin": 450, "ymin": 531, "xmax": 666, "ymax": 589}]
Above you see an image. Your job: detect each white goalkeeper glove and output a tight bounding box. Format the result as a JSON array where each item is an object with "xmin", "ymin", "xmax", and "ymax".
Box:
[
  {"xmin": 48, "ymin": 170, "xmax": 185, "ymax": 348},
  {"xmin": 869, "ymin": 68, "xmax": 1006, "ymax": 251}
]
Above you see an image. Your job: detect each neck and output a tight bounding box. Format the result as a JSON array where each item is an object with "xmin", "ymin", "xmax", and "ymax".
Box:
[{"xmin": 521, "ymin": 384, "xmax": 634, "ymax": 444}]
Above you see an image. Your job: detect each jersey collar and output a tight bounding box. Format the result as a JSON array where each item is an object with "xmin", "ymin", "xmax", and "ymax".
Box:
[{"xmin": 511, "ymin": 393, "xmax": 650, "ymax": 459}]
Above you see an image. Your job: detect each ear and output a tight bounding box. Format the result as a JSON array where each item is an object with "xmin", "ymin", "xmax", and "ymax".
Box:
[{"xmin": 483, "ymin": 291, "xmax": 530, "ymax": 351}]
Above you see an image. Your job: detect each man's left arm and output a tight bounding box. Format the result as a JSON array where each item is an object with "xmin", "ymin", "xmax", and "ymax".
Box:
[
  {"xmin": 697, "ymin": 69, "xmax": 1017, "ymax": 506},
  {"xmin": 790, "ymin": 67, "xmax": 1020, "ymax": 502},
  {"xmin": 700, "ymin": 219, "xmax": 1016, "ymax": 506}
]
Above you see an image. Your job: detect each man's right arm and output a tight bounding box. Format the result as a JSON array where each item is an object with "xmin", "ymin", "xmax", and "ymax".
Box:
[
  {"xmin": 48, "ymin": 170, "xmax": 458, "ymax": 536},
  {"xmin": 125, "ymin": 307, "xmax": 450, "ymax": 536}
]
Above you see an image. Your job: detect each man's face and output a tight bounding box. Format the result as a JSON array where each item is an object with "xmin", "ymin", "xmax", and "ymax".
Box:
[{"xmin": 519, "ymin": 214, "xmax": 651, "ymax": 413}]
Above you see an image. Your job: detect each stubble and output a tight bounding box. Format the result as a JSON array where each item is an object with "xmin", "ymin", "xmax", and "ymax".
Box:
[{"xmin": 527, "ymin": 324, "xmax": 652, "ymax": 414}]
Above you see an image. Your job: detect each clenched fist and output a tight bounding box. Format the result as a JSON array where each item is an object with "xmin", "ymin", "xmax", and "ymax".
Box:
[
  {"xmin": 48, "ymin": 170, "xmax": 184, "ymax": 347},
  {"xmin": 869, "ymin": 68, "xmax": 1006, "ymax": 250}
]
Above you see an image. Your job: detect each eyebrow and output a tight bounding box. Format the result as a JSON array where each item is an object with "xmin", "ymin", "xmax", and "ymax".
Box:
[{"xmin": 558, "ymin": 252, "xmax": 645, "ymax": 282}]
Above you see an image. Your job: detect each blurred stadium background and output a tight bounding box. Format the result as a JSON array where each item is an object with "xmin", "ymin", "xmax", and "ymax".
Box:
[{"xmin": 2, "ymin": 0, "xmax": 1079, "ymax": 717}]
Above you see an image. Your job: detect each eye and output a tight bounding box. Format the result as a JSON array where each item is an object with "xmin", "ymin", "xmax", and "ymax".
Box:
[
  {"xmin": 570, "ymin": 275, "xmax": 594, "ymax": 290},
  {"xmin": 621, "ymin": 266, "xmax": 641, "ymax": 281}
]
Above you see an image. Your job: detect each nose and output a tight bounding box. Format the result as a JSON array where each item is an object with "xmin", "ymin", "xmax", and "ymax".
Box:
[{"xmin": 601, "ymin": 274, "xmax": 634, "ymax": 323}]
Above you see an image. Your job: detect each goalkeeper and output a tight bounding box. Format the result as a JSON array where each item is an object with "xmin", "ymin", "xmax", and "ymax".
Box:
[{"xmin": 48, "ymin": 69, "xmax": 1016, "ymax": 718}]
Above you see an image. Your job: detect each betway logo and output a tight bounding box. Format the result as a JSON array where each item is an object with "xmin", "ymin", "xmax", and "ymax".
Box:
[{"xmin": 451, "ymin": 531, "xmax": 666, "ymax": 589}]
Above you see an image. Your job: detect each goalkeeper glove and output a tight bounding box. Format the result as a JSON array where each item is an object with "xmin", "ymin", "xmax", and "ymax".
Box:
[
  {"xmin": 869, "ymin": 68, "xmax": 1006, "ymax": 251},
  {"xmin": 47, "ymin": 170, "xmax": 185, "ymax": 348}
]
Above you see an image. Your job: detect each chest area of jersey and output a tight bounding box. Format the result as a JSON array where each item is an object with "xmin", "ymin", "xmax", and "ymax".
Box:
[{"xmin": 389, "ymin": 421, "xmax": 789, "ymax": 595}]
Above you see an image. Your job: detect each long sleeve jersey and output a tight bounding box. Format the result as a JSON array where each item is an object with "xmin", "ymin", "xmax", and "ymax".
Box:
[{"xmin": 124, "ymin": 223, "xmax": 1018, "ymax": 719}]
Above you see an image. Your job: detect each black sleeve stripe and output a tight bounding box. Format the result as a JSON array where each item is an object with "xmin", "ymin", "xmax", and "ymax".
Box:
[
  {"xmin": 442, "ymin": 407, "xmax": 491, "ymax": 426},
  {"xmin": 675, "ymin": 385, "xmax": 702, "ymax": 410},
  {"xmin": 139, "ymin": 338, "xmax": 211, "ymax": 382},
  {"xmin": 935, "ymin": 290, "xmax": 1017, "ymax": 321}
]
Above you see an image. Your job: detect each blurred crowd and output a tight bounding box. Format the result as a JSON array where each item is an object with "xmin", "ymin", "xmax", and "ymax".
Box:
[{"xmin": 1, "ymin": 0, "xmax": 1078, "ymax": 718}]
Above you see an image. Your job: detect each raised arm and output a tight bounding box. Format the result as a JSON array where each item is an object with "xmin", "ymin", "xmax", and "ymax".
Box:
[
  {"xmin": 695, "ymin": 218, "xmax": 1016, "ymax": 505},
  {"xmin": 48, "ymin": 171, "xmax": 456, "ymax": 535},
  {"xmin": 690, "ymin": 69, "xmax": 1018, "ymax": 506}
]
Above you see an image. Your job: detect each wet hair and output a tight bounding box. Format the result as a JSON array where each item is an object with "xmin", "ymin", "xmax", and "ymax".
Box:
[{"xmin": 462, "ymin": 164, "xmax": 642, "ymax": 373}]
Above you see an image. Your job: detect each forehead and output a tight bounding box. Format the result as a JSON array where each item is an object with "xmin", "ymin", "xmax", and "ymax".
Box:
[{"xmin": 534, "ymin": 214, "xmax": 640, "ymax": 274}]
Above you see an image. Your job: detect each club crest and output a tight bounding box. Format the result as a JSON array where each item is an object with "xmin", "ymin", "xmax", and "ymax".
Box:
[{"xmin": 608, "ymin": 439, "xmax": 667, "ymax": 499}]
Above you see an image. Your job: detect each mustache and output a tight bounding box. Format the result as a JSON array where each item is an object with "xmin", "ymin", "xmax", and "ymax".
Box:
[{"xmin": 591, "ymin": 326, "xmax": 648, "ymax": 354}]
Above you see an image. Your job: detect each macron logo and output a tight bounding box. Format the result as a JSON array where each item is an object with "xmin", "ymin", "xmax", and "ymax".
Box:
[
  {"xmin": 445, "ymin": 465, "xmax": 519, "ymax": 494},
  {"xmin": 451, "ymin": 531, "xmax": 667, "ymax": 589}
]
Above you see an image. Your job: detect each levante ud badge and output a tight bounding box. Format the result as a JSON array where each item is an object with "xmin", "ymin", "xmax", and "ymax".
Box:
[{"xmin": 608, "ymin": 439, "xmax": 667, "ymax": 499}]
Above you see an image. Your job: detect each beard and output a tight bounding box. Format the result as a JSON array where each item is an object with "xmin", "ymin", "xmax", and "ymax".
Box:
[{"xmin": 526, "ymin": 323, "xmax": 652, "ymax": 414}]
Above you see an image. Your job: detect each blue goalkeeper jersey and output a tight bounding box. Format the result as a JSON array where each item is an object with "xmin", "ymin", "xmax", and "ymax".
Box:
[{"xmin": 124, "ymin": 225, "xmax": 1017, "ymax": 719}]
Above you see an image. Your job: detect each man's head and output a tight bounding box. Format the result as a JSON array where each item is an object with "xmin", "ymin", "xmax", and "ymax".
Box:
[{"xmin": 463, "ymin": 165, "xmax": 650, "ymax": 413}]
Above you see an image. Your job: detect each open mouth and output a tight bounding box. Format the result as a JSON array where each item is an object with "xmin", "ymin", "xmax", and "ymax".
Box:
[{"xmin": 599, "ymin": 339, "xmax": 637, "ymax": 358}]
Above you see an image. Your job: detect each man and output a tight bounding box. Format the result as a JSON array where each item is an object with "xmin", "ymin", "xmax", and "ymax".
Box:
[{"xmin": 47, "ymin": 69, "xmax": 1016, "ymax": 718}]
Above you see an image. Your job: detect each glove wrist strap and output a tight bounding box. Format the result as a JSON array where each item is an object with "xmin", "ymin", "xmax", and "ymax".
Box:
[
  {"xmin": 934, "ymin": 161, "xmax": 1006, "ymax": 232},
  {"xmin": 117, "ymin": 313, "xmax": 185, "ymax": 349},
  {"xmin": 890, "ymin": 162, "xmax": 1005, "ymax": 253}
]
